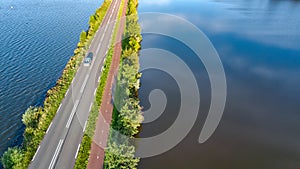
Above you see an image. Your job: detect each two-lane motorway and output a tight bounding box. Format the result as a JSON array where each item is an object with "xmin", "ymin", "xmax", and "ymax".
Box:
[{"xmin": 29, "ymin": 0, "xmax": 122, "ymax": 168}]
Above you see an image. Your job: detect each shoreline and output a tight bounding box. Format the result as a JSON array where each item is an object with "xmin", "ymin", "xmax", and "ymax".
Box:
[{"xmin": 1, "ymin": 0, "xmax": 112, "ymax": 168}]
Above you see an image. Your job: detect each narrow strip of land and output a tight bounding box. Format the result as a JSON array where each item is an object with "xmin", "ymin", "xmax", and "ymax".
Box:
[
  {"xmin": 87, "ymin": 0, "xmax": 128, "ymax": 168},
  {"xmin": 28, "ymin": 0, "xmax": 122, "ymax": 168}
]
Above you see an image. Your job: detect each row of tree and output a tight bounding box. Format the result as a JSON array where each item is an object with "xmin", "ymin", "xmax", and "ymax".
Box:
[
  {"xmin": 1, "ymin": 1, "xmax": 112, "ymax": 168},
  {"xmin": 104, "ymin": 0, "xmax": 143, "ymax": 168}
]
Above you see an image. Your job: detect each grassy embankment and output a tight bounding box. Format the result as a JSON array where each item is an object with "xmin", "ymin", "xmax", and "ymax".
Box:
[
  {"xmin": 74, "ymin": 0, "xmax": 125, "ymax": 168},
  {"xmin": 104, "ymin": 0, "xmax": 143, "ymax": 168},
  {"xmin": 1, "ymin": 0, "xmax": 112, "ymax": 168}
]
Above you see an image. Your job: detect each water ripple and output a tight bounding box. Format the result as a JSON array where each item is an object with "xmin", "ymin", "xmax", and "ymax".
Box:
[{"xmin": 0, "ymin": 0, "xmax": 102, "ymax": 162}]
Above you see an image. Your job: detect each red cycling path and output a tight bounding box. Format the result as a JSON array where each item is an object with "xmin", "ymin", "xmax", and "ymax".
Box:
[{"xmin": 87, "ymin": 0, "xmax": 128, "ymax": 168}]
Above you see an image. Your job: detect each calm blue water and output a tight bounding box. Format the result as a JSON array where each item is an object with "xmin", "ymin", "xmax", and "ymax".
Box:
[
  {"xmin": 0, "ymin": 0, "xmax": 102, "ymax": 159},
  {"xmin": 138, "ymin": 0, "xmax": 300, "ymax": 169}
]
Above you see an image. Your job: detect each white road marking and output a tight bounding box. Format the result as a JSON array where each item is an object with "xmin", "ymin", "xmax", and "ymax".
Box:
[
  {"xmin": 57, "ymin": 104, "xmax": 62, "ymax": 113},
  {"xmin": 100, "ymin": 36, "xmax": 105, "ymax": 43},
  {"xmin": 95, "ymin": 0, "xmax": 118, "ymax": 54},
  {"xmin": 65, "ymin": 89, "xmax": 70, "ymax": 97},
  {"xmin": 94, "ymin": 88, "xmax": 97, "ymax": 96},
  {"xmin": 46, "ymin": 122, "xmax": 53, "ymax": 134},
  {"xmin": 83, "ymin": 121, "xmax": 87, "ymax": 132},
  {"xmin": 32, "ymin": 146, "xmax": 40, "ymax": 161},
  {"xmin": 66, "ymin": 100, "xmax": 80, "ymax": 128},
  {"xmin": 96, "ymin": 28, "xmax": 107, "ymax": 54},
  {"xmin": 89, "ymin": 102, "xmax": 93, "ymax": 112},
  {"xmin": 80, "ymin": 75, "xmax": 89, "ymax": 93},
  {"xmin": 74, "ymin": 144, "xmax": 81, "ymax": 159},
  {"xmin": 108, "ymin": 10, "xmax": 113, "ymax": 23},
  {"xmin": 32, "ymin": 2, "xmax": 121, "ymax": 167},
  {"xmin": 48, "ymin": 139, "xmax": 64, "ymax": 169}
]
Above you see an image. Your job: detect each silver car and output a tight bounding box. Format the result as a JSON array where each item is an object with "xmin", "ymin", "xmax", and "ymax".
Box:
[{"xmin": 83, "ymin": 52, "xmax": 93, "ymax": 67}]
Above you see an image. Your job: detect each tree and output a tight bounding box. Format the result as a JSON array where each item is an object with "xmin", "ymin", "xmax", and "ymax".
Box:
[
  {"xmin": 80, "ymin": 31, "xmax": 87, "ymax": 43},
  {"xmin": 103, "ymin": 0, "xmax": 143, "ymax": 168},
  {"xmin": 1, "ymin": 147, "xmax": 23, "ymax": 169},
  {"xmin": 104, "ymin": 142, "xmax": 139, "ymax": 169},
  {"xmin": 89, "ymin": 15, "xmax": 96, "ymax": 26},
  {"xmin": 22, "ymin": 107, "xmax": 41, "ymax": 129}
]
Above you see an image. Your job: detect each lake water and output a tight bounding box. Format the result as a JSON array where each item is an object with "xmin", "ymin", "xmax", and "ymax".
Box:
[
  {"xmin": 0, "ymin": 0, "xmax": 102, "ymax": 161},
  {"xmin": 137, "ymin": 0, "xmax": 300, "ymax": 169},
  {"xmin": 1, "ymin": 0, "xmax": 300, "ymax": 168}
]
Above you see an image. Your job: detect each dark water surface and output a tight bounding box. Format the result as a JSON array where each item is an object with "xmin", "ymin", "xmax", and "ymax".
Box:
[
  {"xmin": 138, "ymin": 0, "xmax": 300, "ymax": 169},
  {"xmin": 0, "ymin": 0, "xmax": 102, "ymax": 159}
]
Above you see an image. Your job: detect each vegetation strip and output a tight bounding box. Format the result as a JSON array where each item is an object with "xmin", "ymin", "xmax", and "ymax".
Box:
[
  {"xmin": 104, "ymin": 0, "xmax": 143, "ymax": 168},
  {"xmin": 74, "ymin": 0, "xmax": 125, "ymax": 168},
  {"xmin": 1, "ymin": 0, "xmax": 112, "ymax": 168}
]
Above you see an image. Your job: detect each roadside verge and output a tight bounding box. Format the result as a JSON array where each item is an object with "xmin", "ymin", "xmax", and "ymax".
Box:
[
  {"xmin": 1, "ymin": 1, "xmax": 112, "ymax": 168},
  {"xmin": 75, "ymin": 0, "xmax": 126, "ymax": 169}
]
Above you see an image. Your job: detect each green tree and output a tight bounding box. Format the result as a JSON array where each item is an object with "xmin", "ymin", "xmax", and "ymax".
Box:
[
  {"xmin": 22, "ymin": 107, "xmax": 41, "ymax": 129},
  {"xmin": 104, "ymin": 0, "xmax": 143, "ymax": 168},
  {"xmin": 80, "ymin": 31, "xmax": 87, "ymax": 43},
  {"xmin": 89, "ymin": 15, "xmax": 96, "ymax": 26},
  {"xmin": 1, "ymin": 147, "xmax": 23, "ymax": 169},
  {"xmin": 104, "ymin": 142, "xmax": 139, "ymax": 169}
]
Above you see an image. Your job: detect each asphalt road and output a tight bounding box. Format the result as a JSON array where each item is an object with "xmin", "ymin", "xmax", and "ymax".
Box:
[{"xmin": 28, "ymin": 0, "xmax": 121, "ymax": 168}]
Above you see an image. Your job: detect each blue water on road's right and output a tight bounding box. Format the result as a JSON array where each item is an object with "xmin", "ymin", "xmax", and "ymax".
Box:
[{"xmin": 137, "ymin": 0, "xmax": 300, "ymax": 168}]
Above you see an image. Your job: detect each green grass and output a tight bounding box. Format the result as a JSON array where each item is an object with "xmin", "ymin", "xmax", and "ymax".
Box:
[
  {"xmin": 103, "ymin": 0, "xmax": 143, "ymax": 168},
  {"xmin": 74, "ymin": 0, "xmax": 125, "ymax": 168},
  {"xmin": 1, "ymin": 1, "xmax": 112, "ymax": 169}
]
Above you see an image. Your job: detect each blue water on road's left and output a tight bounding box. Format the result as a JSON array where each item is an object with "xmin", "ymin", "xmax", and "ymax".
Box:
[{"xmin": 0, "ymin": 0, "xmax": 102, "ymax": 160}]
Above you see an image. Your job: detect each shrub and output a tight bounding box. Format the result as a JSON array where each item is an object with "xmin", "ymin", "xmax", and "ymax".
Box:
[
  {"xmin": 1, "ymin": 0, "xmax": 112, "ymax": 168},
  {"xmin": 1, "ymin": 147, "xmax": 23, "ymax": 169},
  {"xmin": 104, "ymin": 0, "xmax": 143, "ymax": 168}
]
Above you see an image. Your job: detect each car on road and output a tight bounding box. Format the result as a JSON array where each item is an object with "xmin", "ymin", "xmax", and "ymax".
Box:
[{"xmin": 83, "ymin": 52, "xmax": 93, "ymax": 67}]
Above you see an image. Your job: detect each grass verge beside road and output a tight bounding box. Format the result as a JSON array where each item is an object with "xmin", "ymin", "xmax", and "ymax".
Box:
[
  {"xmin": 104, "ymin": 0, "xmax": 143, "ymax": 168},
  {"xmin": 74, "ymin": 0, "xmax": 125, "ymax": 168},
  {"xmin": 1, "ymin": 1, "xmax": 112, "ymax": 168}
]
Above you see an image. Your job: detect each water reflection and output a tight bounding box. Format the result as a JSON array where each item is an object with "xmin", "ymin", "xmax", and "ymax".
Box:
[{"xmin": 138, "ymin": 0, "xmax": 300, "ymax": 168}]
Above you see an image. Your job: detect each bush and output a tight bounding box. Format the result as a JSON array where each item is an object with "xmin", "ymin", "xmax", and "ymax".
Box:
[
  {"xmin": 74, "ymin": 46, "xmax": 113, "ymax": 169},
  {"xmin": 104, "ymin": 142, "xmax": 139, "ymax": 169},
  {"xmin": 1, "ymin": 0, "xmax": 112, "ymax": 168},
  {"xmin": 104, "ymin": 0, "xmax": 143, "ymax": 168},
  {"xmin": 74, "ymin": 0, "xmax": 123, "ymax": 168},
  {"xmin": 1, "ymin": 147, "xmax": 23, "ymax": 169}
]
